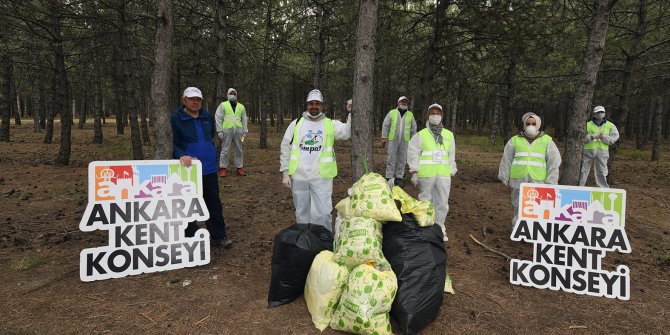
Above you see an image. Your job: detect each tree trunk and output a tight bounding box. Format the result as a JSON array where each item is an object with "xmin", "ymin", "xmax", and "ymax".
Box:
[
  {"xmin": 259, "ymin": 0, "xmax": 272, "ymax": 150},
  {"xmin": 150, "ymin": 0, "xmax": 174, "ymax": 159},
  {"xmin": 78, "ymin": 92, "xmax": 87, "ymax": 130},
  {"xmin": 14, "ymin": 92, "xmax": 22, "ymax": 125},
  {"xmin": 651, "ymin": 96, "xmax": 662, "ymax": 161},
  {"xmin": 112, "ymin": 51, "xmax": 124, "ymax": 135},
  {"xmin": 215, "ymin": 0, "xmax": 227, "ymax": 103},
  {"xmin": 33, "ymin": 89, "xmax": 41, "ymax": 133},
  {"xmin": 93, "ymin": 53, "xmax": 104, "ymax": 144},
  {"xmin": 313, "ymin": 2, "xmax": 325, "ymax": 89},
  {"xmin": 418, "ymin": 0, "xmax": 447, "ymax": 124},
  {"xmin": 44, "ymin": 90, "xmax": 55, "ymax": 144},
  {"xmin": 119, "ymin": 2, "xmax": 144, "ymax": 160},
  {"xmin": 635, "ymin": 102, "xmax": 649, "ymax": 149},
  {"xmin": 350, "ymin": 0, "xmax": 379, "ymax": 181},
  {"xmin": 489, "ymin": 94, "xmax": 501, "ymax": 145},
  {"xmin": 53, "ymin": 0, "xmax": 72, "ymax": 165},
  {"xmin": 0, "ymin": 53, "xmax": 10, "ymax": 142},
  {"xmin": 560, "ymin": 0, "xmax": 615, "ymax": 185}
]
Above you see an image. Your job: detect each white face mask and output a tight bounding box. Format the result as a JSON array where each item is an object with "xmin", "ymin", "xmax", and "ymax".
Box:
[
  {"xmin": 594, "ymin": 112, "xmax": 605, "ymax": 120},
  {"xmin": 524, "ymin": 125, "xmax": 538, "ymax": 138},
  {"xmin": 308, "ymin": 111, "xmax": 322, "ymax": 119},
  {"xmin": 428, "ymin": 115, "xmax": 442, "ymax": 125},
  {"xmin": 228, "ymin": 95, "xmax": 237, "ymax": 102},
  {"xmin": 398, "ymin": 105, "xmax": 408, "ymax": 111}
]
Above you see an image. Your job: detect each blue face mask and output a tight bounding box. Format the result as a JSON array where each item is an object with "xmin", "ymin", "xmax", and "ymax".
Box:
[{"xmin": 228, "ymin": 95, "xmax": 237, "ymax": 102}]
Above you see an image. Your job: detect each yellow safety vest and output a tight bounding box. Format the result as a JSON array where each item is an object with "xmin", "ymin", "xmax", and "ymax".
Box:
[
  {"xmin": 388, "ymin": 109, "xmax": 413, "ymax": 142},
  {"xmin": 418, "ymin": 128, "xmax": 453, "ymax": 177},
  {"xmin": 287, "ymin": 117, "xmax": 337, "ymax": 178},
  {"xmin": 220, "ymin": 101, "xmax": 245, "ymax": 129},
  {"xmin": 510, "ymin": 134, "xmax": 551, "ymax": 181},
  {"xmin": 584, "ymin": 120, "xmax": 614, "ymax": 151}
]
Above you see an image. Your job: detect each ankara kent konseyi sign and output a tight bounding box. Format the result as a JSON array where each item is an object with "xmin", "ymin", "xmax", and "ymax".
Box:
[
  {"xmin": 79, "ymin": 160, "xmax": 211, "ymax": 282},
  {"xmin": 510, "ymin": 183, "xmax": 631, "ymax": 300}
]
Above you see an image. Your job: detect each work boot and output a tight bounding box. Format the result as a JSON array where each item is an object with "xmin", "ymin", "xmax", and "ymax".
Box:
[
  {"xmin": 212, "ymin": 237, "xmax": 233, "ymax": 249},
  {"xmin": 218, "ymin": 168, "xmax": 227, "ymax": 177},
  {"xmin": 236, "ymin": 168, "xmax": 247, "ymax": 176}
]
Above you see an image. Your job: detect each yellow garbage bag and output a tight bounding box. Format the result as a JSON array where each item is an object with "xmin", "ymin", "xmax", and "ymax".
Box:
[
  {"xmin": 349, "ymin": 173, "xmax": 402, "ymax": 222},
  {"xmin": 333, "ymin": 217, "xmax": 390, "ymax": 271},
  {"xmin": 392, "ymin": 186, "xmax": 435, "ymax": 227},
  {"xmin": 330, "ymin": 263, "xmax": 397, "ymax": 335},
  {"xmin": 305, "ymin": 251, "xmax": 350, "ymax": 331}
]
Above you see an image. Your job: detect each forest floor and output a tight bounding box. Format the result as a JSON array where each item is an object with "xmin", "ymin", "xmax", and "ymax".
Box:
[{"xmin": 1, "ymin": 120, "xmax": 669, "ymax": 335}]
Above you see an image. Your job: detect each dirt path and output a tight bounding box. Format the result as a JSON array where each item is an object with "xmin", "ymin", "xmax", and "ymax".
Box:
[{"xmin": 1, "ymin": 121, "xmax": 668, "ymax": 334}]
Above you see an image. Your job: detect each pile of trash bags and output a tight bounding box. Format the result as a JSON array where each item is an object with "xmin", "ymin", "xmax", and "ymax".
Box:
[
  {"xmin": 267, "ymin": 172, "xmax": 449, "ymax": 334},
  {"xmin": 304, "ymin": 172, "xmax": 448, "ymax": 335}
]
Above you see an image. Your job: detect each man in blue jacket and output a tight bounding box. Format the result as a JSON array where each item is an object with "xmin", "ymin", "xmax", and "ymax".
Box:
[{"xmin": 171, "ymin": 87, "xmax": 232, "ymax": 248}]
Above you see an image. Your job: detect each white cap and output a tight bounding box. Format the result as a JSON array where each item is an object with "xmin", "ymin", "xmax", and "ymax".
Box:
[
  {"xmin": 183, "ymin": 87, "xmax": 203, "ymax": 99},
  {"xmin": 427, "ymin": 103, "xmax": 443, "ymax": 112},
  {"xmin": 593, "ymin": 106, "xmax": 605, "ymax": 114},
  {"xmin": 306, "ymin": 89, "xmax": 324, "ymax": 103},
  {"xmin": 227, "ymin": 88, "xmax": 237, "ymax": 95},
  {"xmin": 398, "ymin": 96, "xmax": 409, "ymax": 103}
]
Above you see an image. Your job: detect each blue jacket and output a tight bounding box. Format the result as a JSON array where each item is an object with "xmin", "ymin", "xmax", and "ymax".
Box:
[{"xmin": 171, "ymin": 105, "xmax": 218, "ymax": 175}]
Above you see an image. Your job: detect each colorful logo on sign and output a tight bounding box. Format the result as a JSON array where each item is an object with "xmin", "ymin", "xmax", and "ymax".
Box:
[
  {"xmin": 510, "ymin": 183, "xmax": 631, "ymax": 300},
  {"xmin": 79, "ymin": 160, "xmax": 211, "ymax": 282}
]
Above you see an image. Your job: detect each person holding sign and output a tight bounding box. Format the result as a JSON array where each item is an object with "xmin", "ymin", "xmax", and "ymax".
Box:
[
  {"xmin": 279, "ymin": 89, "xmax": 351, "ymax": 231},
  {"xmin": 171, "ymin": 87, "xmax": 233, "ymax": 249},
  {"xmin": 215, "ymin": 88, "xmax": 248, "ymax": 177},
  {"xmin": 381, "ymin": 96, "xmax": 417, "ymax": 187},
  {"xmin": 498, "ymin": 112, "xmax": 561, "ymax": 226},
  {"xmin": 407, "ymin": 103, "xmax": 456, "ymax": 242},
  {"xmin": 579, "ymin": 105, "xmax": 619, "ymax": 188}
]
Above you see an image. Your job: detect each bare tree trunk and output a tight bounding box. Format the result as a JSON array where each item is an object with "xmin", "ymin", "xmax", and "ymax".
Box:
[
  {"xmin": 560, "ymin": 0, "xmax": 615, "ymax": 185},
  {"xmin": 118, "ymin": 2, "xmax": 143, "ymax": 160},
  {"xmin": 489, "ymin": 94, "xmax": 500, "ymax": 145},
  {"xmin": 418, "ymin": 0, "xmax": 447, "ymax": 123},
  {"xmin": 33, "ymin": 88, "xmax": 41, "ymax": 133},
  {"xmin": 44, "ymin": 90, "xmax": 55, "ymax": 143},
  {"xmin": 635, "ymin": 102, "xmax": 649, "ymax": 149},
  {"xmin": 215, "ymin": 0, "xmax": 227, "ymax": 103},
  {"xmin": 78, "ymin": 90, "xmax": 87, "ymax": 130},
  {"xmin": 14, "ymin": 92, "xmax": 22, "ymax": 125},
  {"xmin": 259, "ymin": 0, "xmax": 272, "ymax": 149},
  {"xmin": 651, "ymin": 96, "xmax": 662, "ymax": 161},
  {"xmin": 0, "ymin": 53, "xmax": 10, "ymax": 142},
  {"xmin": 351, "ymin": 0, "xmax": 379, "ymax": 181},
  {"xmin": 150, "ymin": 0, "xmax": 174, "ymax": 159},
  {"xmin": 133, "ymin": 25, "xmax": 150, "ymax": 146},
  {"xmin": 313, "ymin": 1, "xmax": 325, "ymax": 89},
  {"xmin": 53, "ymin": 0, "xmax": 72, "ymax": 165}
]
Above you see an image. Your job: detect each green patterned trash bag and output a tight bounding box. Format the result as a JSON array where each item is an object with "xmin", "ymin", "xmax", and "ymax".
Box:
[
  {"xmin": 330, "ymin": 263, "xmax": 398, "ymax": 335},
  {"xmin": 391, "ymin": 186, "xmax": 436, "ymax": 227},
  {"xmin": 349, "ymin": 173, "xmax": 402, "ymax": 222},
  {"xmin": 333, "ymin": 217, "xmax": 390, "ymax": 271},
  {"xmin": 305, "ymin": 250, "xmax": 350, "ymax": 331}
]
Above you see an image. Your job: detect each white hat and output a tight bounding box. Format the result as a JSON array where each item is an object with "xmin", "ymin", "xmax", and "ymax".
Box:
[
  {"xmin": 397, "ymin": 96, "xmax": 409, "ymax": 103},
  {"xmin": 593, "ymin": 106, "xmax": 605, "ymax": 114},
  {"xmin": 183, "ymin": 87, "xmax": 203, "ymax": 99},
  {"xmin": 427, "ymin": 103, "xmax": 443, "ymax": 112},
  {"xmin": 522, "ymin": 112, "xmax": 541, "ymax": 129},
  {"xmin": 227, "ymin": 88, "xmax": 237, "ymax": 95},
  {"xmin": 306, "ymin": 89, "xmax": 324, "ymax": 103}
]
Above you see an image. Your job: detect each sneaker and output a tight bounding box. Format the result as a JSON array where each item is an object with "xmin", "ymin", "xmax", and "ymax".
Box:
[
  {"xmin": 236, "ymin": 168, "xmax": 246, "ymax": 176},
  {"xmin": 218, "ymin": 168, "xmax": 227, "ymax": 177},
  {"xmin": 212, "ymin": 237, "xmax": 233, "ymax": 249}
]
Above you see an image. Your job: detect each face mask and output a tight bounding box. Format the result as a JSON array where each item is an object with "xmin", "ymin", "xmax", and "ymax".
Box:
[
  {"xmin": 524, "ymin": 125, "xmax": 538, "ymax": 138},
  {"xmin": 308, "ymin": 110, "xmax": 322, "ymax": 118},
  {"xmin": 594, "ymin": 113, "xmax": 605, "ymax": 120},
  {"xmin": 398, "ymin": 106, "xmax": 407, "ymax": 111},
  {"xmin": 428, "ymin": 115, "xmax": 442, "ymax": 125},
  {"xmin": 346, "ymin": 105, "xmax": 352, "ymax": 112},
  {"xmin": 228, "ymin": 95, "xmax": 237, "ymax": 102}
]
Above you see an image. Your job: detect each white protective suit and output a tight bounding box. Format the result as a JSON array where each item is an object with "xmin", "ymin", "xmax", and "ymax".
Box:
[
  {"xmin": 382, "ymin": 110, "xmax": 417, "ymax": 179},
  {"xmin": 215, "ymin": 100, "xmax": 248, "ymax": 169},
  {"xmin": 579, "ymin": 120, "xmax": 619, "ymax": 188},
  {"xmin": 407, "ymin": 125, "xmax": 457, "ymax": 239},
  {"xmin": 498, "ymin": 131, "xmax": 562, "ymax": 225},
  {"xmin": 279, "ymin": 112, "xmax": 351, "ymax": 231}
]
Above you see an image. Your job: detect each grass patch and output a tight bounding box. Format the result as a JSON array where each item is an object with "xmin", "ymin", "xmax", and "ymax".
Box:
[
  {"xmin": 10, "ymin": 255, "xmax": 44, "ymax": 270},
  {"xmin": 458, "ymin": 135, "xmax": 504, "ymax": 153},
  {"xmin": 617, "ymin": 148, "xmax": 650, "ymax": 161}
]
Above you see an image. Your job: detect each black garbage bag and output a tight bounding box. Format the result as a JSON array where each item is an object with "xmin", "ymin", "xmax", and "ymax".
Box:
[
  {"xmin": 382, "ymin": 213, "xmax": 447, "ymax": 335},
  {"xmin": 268, "ymin": 223, "xmax": 334, "ymax": 308}
]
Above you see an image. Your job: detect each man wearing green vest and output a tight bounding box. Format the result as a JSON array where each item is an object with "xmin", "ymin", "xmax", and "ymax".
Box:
[
  {"xmin": 407, "ymin": 103, "xmax": 456, "ymax": 242},
  {"xmin": 498, "ymin": 112, "xmax": 562, "ymax": 226},
  {"xmin": 381, "ymin": 96, "xmax": 417, "ymax": 187},
  {"xmin": 215, "ymin": 88, "xmax": 248, "ymax": 177},
  {"xmin": 579, "ymin": 106, "xmax": 619, "ymax": 188},
  {"xmin": 279, "ymin": 89, "xmax": 351, "ymax": 231}
]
